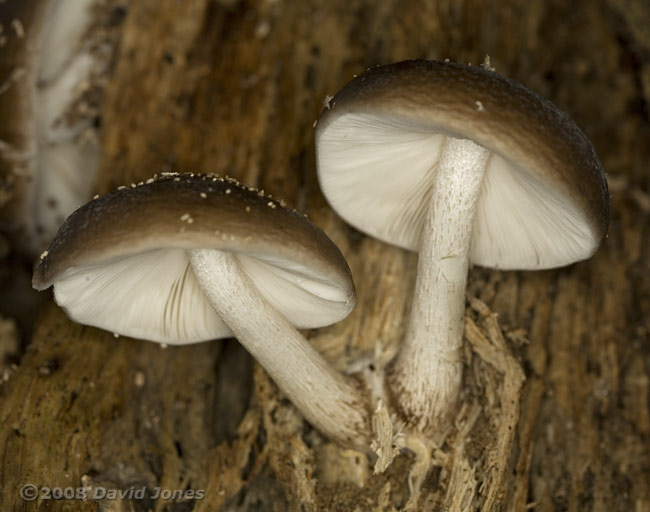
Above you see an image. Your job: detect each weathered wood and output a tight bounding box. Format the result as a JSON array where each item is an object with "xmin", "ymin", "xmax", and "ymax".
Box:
[{"xmin": 1, "ymin": 0, "xmax": 650, "ymax": 510}]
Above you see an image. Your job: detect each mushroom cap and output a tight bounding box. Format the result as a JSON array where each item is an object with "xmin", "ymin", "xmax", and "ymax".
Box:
[
  {"xmin": 33, "ymin": 174, "xmax": 356, "ymax": 344},
  {"xmin": 316, "ymin": 60, "xmax": 610, "ymax": 270}
]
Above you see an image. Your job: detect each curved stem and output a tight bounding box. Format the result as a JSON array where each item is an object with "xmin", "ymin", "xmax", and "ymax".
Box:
[
  {"xmin": 389, "ymin": 137, "xmax": 489, "ymax": 431},
  {"xmin": 189, "ymin": 249, "xmax": 371, "ymax": 449}
]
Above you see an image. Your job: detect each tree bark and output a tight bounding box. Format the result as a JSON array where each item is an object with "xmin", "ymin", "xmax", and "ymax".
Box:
[{"xmin": 1, "ymin": 0, "xmax": 650, "ymax": 510}]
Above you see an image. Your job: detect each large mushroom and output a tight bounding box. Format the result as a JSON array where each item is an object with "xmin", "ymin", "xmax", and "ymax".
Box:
[
  {"xmin": 33, "ymin": 173, "xmax": 371, "ymax": 449},
  {"xmin": 315, "ymin": 60, "xmax": 610, "ymax": 431}
]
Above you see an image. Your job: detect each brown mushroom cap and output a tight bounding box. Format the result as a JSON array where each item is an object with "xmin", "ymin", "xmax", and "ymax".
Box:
[
  {"xmin": 316, "ymin": 60, "xmax": 610, "ymax": 270},
  {"xmin": 33, "ymin": 173, "xmax": 356, "ymax": 343}
]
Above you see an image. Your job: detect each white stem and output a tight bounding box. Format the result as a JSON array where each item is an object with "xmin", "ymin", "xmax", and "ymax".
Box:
[
  {"xmin": 189, "ymin": 249, "xmax": 370, "ymax": 449},
  {"xmin": 390, "ymin": 137, "xmax": 489, "ymax": 431}
]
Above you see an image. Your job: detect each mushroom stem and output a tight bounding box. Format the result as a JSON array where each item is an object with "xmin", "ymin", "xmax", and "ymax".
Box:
[
  {"xmin": 390, "ymin": 137, "xmax": 489, "ymax": 431},
  {"xmin": 189, "ymin": 248, "xmax": 371, "ymax": 449}
]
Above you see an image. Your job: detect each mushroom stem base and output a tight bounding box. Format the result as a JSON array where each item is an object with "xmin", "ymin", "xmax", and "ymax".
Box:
[
  {"xmin": 389, "ymin": 137, "xmax": 489, "ymax": 432},
  {"xmin": 189, "ymin": 248, "xmax": 371, "ymax": 449}
]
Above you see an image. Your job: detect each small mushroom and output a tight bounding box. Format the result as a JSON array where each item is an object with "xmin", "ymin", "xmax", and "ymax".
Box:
[
  {"xmin": 315, "ymin": 60, "xmax": 609, "ymax": 431},
  {"xmin": 33, "ymin": 174, "xmax": 371, "ymax": 449}
]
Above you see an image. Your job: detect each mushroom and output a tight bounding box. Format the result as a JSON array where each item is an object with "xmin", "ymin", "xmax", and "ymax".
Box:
[
  {"xmin": 0, "ymin": 0, "xmax": 104, "ymax": 254},
  {"xmin": 315, "ymin": 60, "xmax": 610, "ymax": 431},
  {"xmin": 33, "ymin": 173, "xmax": 371, "ymax": 449}
]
